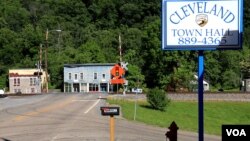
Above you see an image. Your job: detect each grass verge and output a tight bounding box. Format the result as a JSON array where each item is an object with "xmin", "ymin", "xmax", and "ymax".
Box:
[{"xmin": 108, "ymin": 99, "xmax": 250, "ymax": 135}]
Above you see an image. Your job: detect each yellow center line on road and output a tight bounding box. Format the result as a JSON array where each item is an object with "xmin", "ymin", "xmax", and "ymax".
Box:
[{"xmin": 14, "ymin": 96, "xmax": 76, "ymax": 122}]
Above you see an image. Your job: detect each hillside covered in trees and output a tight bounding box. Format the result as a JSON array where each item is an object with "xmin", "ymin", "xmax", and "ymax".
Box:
[{"xmin": 0, "ymin": 0, "xmax": 249, "ymax": 91}]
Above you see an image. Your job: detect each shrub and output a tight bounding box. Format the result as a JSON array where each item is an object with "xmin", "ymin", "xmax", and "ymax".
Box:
[{"xmin": 146, "ymin": 88, "xmax": 170, "ymax": 111}]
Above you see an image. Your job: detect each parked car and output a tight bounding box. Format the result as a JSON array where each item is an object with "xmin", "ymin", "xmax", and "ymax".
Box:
[{"xmin": 0, "ymin": 89, "xmax": 4, "ymax": 95}]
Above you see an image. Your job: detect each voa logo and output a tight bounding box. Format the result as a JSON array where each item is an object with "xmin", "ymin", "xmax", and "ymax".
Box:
[{"xmin": 226, "ymin": 129, "xmax": 246, "ymax": 137}]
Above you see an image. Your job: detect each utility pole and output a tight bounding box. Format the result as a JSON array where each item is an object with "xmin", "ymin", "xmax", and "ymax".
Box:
[
  {"xmin": 118, "ymin": 34, "xmax": 128, "ymax": 95},
  {"xmin": 39, "ymin": 44, "xmax": 43, "ymax": 92},
  {"xmin": 119, "ymin": 34, "xmax": 122, "ymax": 63},
  {"xmin": 119, "ymin": 34, "xmax": 124, "ymax": 95},
  {"xmin": 44, "ymin": 28, "xmax": 61, "ymax": 93},
  {"xmin": 39, "ymin": 44, "xmax": 42, "ymax": 71},
  {"xmin": 45, "ymin": 29, "xmax": 49, "ymax": 93},
  {"xmin": 134, "ymin": 76, "xmax": 139, "ymax": 121}
]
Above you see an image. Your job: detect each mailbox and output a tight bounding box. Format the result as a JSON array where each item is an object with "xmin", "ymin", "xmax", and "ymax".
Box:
[{"xmin": 100, "ymin": 107, "xmax": 120, "ymax": 116}]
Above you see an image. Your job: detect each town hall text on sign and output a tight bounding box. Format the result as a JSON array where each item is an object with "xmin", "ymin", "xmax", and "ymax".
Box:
[{"xmin": 162, "ymin": 0, "xmax": 243, "ymax": 50}]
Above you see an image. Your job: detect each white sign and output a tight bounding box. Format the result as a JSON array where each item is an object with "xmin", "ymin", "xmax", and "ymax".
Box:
[
  {"xmin": 162, "ymin": 0, "xmax": 243, "ymax": 50},
  {"xmin": 132, "ymin": 88, "xmax": 142, "ymax": 93}
]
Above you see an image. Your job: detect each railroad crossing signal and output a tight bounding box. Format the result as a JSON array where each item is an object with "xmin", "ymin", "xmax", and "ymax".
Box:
[{"xmin": 110, "ymin": 64, "xmax": 125, "ymax": 84}]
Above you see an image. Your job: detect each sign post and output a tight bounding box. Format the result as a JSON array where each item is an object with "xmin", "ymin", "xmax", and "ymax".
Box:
[
  {"xmin": 110, "ymin": 115, "xmax": 115, "ymax": 141},
  {"xmin": 198, "ymin": 50, "xmax": 204, "ymax": 141},
  {"xmin": 162, "ymin": 0, "xmax": 243, "ymax": 141},
  {"xmin": 100, "ymin": 107, "xmax": 120, "ymax": 141}
]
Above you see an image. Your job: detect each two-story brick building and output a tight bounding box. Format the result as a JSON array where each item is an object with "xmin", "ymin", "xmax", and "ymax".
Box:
[
  {"xmin": 63, "ymin": 63, "xmax": 115, "ymax": 93},
  {"xmin": 9, "ymin": 69, "xmax": 46, "ymax": 94}
]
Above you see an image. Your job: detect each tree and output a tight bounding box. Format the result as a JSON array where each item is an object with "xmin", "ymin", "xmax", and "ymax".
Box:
[
  {"xmin": 122, "ymin": 27, "xmax": 144, "ymax": 67},
  {"xmin": 94, "ymin": 29, "xmax": 118, "ymax": 63},
  {"xmin": 146, "ymin": 88, "xmax": 170, "ymax": 111},
  {"xmin": 240, "ymin": 46, "xmax": 250, "ymax": 78},
  {"xmin": 0, "ymin": 0, "xmax": 29, "ymax": 31},
  {"xmin": 205, "ymin": 51, "xmax": 222, "ymax": 88},
  {"xmin": 126, "ymin": 64, "xmax": 145, "ymax": 90},
  {"xmin": 221, "ymin": 70, "xmax": 240, "ymax": 90},
  {"xmin": 0, "ymin": 0, "xmax": 249, "ymax": 91},
  {"xmin": 0, "ymin": 28, "xmax": 20, "ymax": 65},
  {"xmin": 77, "ymin": 41, "xmax": 106, "ymax": 63},
  {"xmin": 119, "ymin": 3, "xmax": 142, "ymax": 27},
  {"xmin": 244, "ymin": 0, "xmax": 250, "ymax": 28}
]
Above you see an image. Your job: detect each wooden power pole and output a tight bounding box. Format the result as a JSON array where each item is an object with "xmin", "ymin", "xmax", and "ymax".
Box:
[{"xmin": 45, "ymin": 29, "xmax": 49, "ymax": 93}]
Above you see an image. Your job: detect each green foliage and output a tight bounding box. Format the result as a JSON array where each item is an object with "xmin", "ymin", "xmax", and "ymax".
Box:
[
  {"xmin": 126, "ymin": 64, "xmax": 145, "ymax": 90},
  {"xmin": 146, "ymin": 88, "xmax": 170, "ymax": 111},
  {"xmin": 240, "ymin": 46, "xmax": 250, "ymax": 78},
  {"xmin": 77, "ymin": 41, "xmax": 106, "ymax": 63},
  {"xmin": 221, "ymin": 70, "xmax": 240, "ymax": 89},
  {"xmin": 0, "ymin": 0, "xmax": 249, "ymax": 91},
  {"xmin": 244, "ymin": 0, "xmax": 250, "ymax": 28}
]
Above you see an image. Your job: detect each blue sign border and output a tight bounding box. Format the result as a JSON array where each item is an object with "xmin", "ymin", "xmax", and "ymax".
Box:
[{"xmin": 161, "ymin": 0, "xmax": 243, "ymax": 50}]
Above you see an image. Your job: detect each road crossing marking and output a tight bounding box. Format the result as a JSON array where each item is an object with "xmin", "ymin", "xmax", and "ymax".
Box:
[
  {"xmin": 72, "ymin": 100, "xmax": 97, "ymax": 102},
  {"xmin": 84, "ymin": 99, "xmax": 100, "ymax": 114}
]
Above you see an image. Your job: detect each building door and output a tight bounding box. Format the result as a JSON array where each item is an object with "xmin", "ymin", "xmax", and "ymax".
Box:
[
  {"xmin": 100, "ymin": 83, "xmax": 107, "ymax": 92},
  {"xmin": 31, "ymin": 88, "xmax": 35, "ymax": 93},
  {"xmin": 80, "ymin": 83, "xmax": 87, "ymax": 92},
  {"xmin": 73, "ymin": 83, "xmax": 80, "ymax": 92}
]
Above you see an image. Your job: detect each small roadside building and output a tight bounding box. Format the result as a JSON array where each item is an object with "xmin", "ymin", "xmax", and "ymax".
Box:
[
  {"xmin": 190, "ymin": 75, "xmax": 210, "ymax": 92},
  {"xmin": 243, "ymin": 78, "xmax": 250, "ymax": 92},
  {"xmin": 63, "ymin": 63, "xmax": 115, "ymax": 93},
  {"xmin": 9, "ymin": 69, "xmax": 45, "ymax": 94}
]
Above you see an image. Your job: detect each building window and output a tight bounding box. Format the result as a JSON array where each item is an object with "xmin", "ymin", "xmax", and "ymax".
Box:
[
  {"xmin": 65, "ymin": 83, "xmax": 72, "ymax": 92},
  {"xmin": 33, "ymin": 78, "xmax": 36, "ymax": 86},
  {"xmin": 102, "ymin": 74, "xmax": 105, "ymax": 79},
  {"xmin": 14, "ymin": 78, "xmax": 16, "ymax": 86},
  {"xmin": 30, "ymin": 78, "xmax": 33, "ymax": 86},
  {"xmin": 89, "ymin": 83, "xmax": 98, "ymax": 91},
  {"xmin": 80, "ymin": 73, "xmax": 83, "ymax": 80},
  {"xmin": 17, "ymin": 78, "xmax": 20, "ymax": 86},
  {"xmin": 13, "ymin": 78, "xmax": 20, "ymax": 86},
  {"xmin": 75, "ymin": 74, "xmax": 78, "ymax": 80},
  {"xmin": 94, "ymin": 73, "xmax": 97, "ymax": 80},
  {"xmin": 69, "ymin": 73, "xmax": 71, "ymax": 80},
  {"xmin": 30, "ymin": 78, "xmax": 36, "ymax": 86}
]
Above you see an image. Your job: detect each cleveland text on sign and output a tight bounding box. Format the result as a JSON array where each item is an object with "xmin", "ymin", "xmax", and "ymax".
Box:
[{"xmin": 162, "ymin": 0, "xmax": 243, "ymax": 50}]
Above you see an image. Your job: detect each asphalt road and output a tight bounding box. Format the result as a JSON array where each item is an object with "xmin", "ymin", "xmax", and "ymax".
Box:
[{"xmin": 0, "ymin": 93, "xmax": 220, "ymax": 141}]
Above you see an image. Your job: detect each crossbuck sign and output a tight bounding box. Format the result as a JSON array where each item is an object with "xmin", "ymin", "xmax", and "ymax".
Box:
[{"xmin": 162, "ymin": 0, "xmax": 243, "ymax": 50}]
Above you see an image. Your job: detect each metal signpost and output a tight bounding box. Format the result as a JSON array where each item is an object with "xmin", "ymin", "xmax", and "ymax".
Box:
[{"xmin": 162, "ymin": 0, "xmax": 243, "ymax": 141}]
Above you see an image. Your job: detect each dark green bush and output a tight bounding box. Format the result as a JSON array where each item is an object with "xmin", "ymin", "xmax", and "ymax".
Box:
[{"xmin": 146, "ymin": 88, "xmax": 170, "ymax": 111}]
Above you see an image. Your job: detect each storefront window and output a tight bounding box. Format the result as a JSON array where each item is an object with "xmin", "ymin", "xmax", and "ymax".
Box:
[
  {"xmin": 89, "ymin": 83, "xmax": 98, "ymax": 91},
  {"xmin": 65, "ymin": 83, "xmax": 72, "ymax": 92}
]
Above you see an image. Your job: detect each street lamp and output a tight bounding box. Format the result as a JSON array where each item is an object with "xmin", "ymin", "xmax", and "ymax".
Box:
[{"xmin": 44, "ymin": 28, "xmax": 62, "ymax": 93}]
